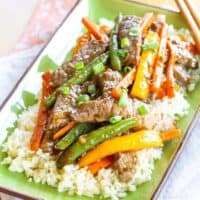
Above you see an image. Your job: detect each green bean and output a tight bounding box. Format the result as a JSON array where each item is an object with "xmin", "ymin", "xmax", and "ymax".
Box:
[
  {"xmin": 109, "ymin": 15, "xmax": 122, "ymax": 71},
  {"xmin": 44, "ymin": 52, "xmax": 109, "ymax": 107},
  {"xmin": 57, "ymin": 117, "xmax": 137, "ymax": 168},
  {"xmin": 55, "ymin": 123, "xmax": 96, "ymax": 150}
]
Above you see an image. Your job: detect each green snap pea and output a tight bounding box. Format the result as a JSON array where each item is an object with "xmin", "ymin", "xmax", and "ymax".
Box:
[
  {"xmin": 109, "ymin": 15, "xmax": 122, "ymax": 71},
  {"xmin": 55, "ymin": 123, "xmax": 96, "ymax": 150}
]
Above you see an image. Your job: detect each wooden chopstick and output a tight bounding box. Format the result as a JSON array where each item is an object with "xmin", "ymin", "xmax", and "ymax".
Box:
[
  {"xmin": 175, "ymin": 0, "xmax": 200, "ymax": 53},
  {"xmin": 184, "ymin": 0, "xmax": 200, "ymax": 28}
]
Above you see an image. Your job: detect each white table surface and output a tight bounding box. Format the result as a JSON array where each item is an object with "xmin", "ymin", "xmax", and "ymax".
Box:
[{"xmin": 0, "ymin": 0, "xmax": 37, "ymax": 56}]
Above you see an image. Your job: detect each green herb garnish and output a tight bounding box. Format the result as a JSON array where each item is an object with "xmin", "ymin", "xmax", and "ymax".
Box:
[
  {"xmin": 129, "ymin": 28, "xmax": 140, "ymax": 36},
  {"xmin": 44, "ymin": 93, "xmax": 56, "ymax": 107},
  {"xmin": 88, "ymin": 85, "xmax": 96, "ymax": 94},
  {"xmin": 75, "ymin": 62, "xmax": 84, "ymax": 70},
  {"xmin": 123, "ymin": 66, "xmax": 132, "ymax": 74},
  {"xmin": 141, "ymin": 42, "xmax": 159, "ymax": 51},
  {"xmin": 109, "ymin": 116, "xmax": 122, "ymax": 124},
  {"xmin": 61, "ymin": 87, "xmax": 70, "ymax": 95},
  {"xmin": 77, "ymin": 94, "xmax": 90, "ymax": 105},
  {"xmin": 117, "ymin": 49, "xmax": 128, "ymax": 58},
  {"xmin": 137, "ymin": 105, "xmax": 148, "ymax": 115},
  {"xmin": 121, "ymin": 37, "xmax": 130, "ymax": 48},
  {"xmin": 93, "ymin": 62, "xmax": 105, "ymax": 75},
  {"xmin": 118, "ymin": 89, "xmax": 128, "ymax": 107}
]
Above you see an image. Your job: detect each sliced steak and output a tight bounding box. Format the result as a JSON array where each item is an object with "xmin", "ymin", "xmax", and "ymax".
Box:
[
  {"xmin": 112, "ymin": 99, "xmax": 136, "ymax": 118},
  {"xmin": 72, "ymin": 96, "xmax": 137, "ymax": 123},
  {"xmin": 73, "ymin": 97, "xmax": 114, "ymax": 122},
  {"xmin": 40, "ymin": 130, "xmax": 55, "ymax": 153},
  {"xmin": 174, "ymin": 65, "xmax": 191, "ymax": 84},
  {"xmin": 118, "ymin": 15, "xmax": 142, "ymax": 66},
  {"xmin": 71, "ymin": 69, "xmax": 121, "ymax": 122},
  {"xmin": 171, "ymin": 39, "xmax": 198, "ymax": 68},
  {"xmin": 41, "ymin": 86, "xmax": 80, "ymax": 153},
  {"xmin": 97, "ymin": 68, "xmax": 122, "ymax": 96},
  {"xmin": 47, "ymin": 93, "xmax": 76, "ymax": 131},
  {"xmin": 51, "ymin": 40, "xmax": 108, "ymax": 87},
  {"xmin": 114, "ymin": 152, "xmax": 137, "ymax": 183},
  {"xmin": 47, "ymin": 82, "xmax": 95, "ymax": 132},
  {"xmin": 71, "ymin": 69, "xmax": 137, "ymax": 122}
]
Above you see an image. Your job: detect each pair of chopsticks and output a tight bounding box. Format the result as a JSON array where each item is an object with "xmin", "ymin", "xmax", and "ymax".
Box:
[{"xmin": 175, "ymin": 0, "xmax": 200, "ymax": 53}]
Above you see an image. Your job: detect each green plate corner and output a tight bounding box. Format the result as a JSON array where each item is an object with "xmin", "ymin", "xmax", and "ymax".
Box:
[{"xmin": 0, "ymin": 0, "xmax": 200, "ymax": 200}]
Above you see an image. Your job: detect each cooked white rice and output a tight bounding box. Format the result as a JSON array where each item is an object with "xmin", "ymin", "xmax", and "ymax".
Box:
[
  {"xmin": 168, "ymin": 25, "xmax": 194, "ymax": 43},
  {"xmin": 140, "ymin": 92, "xmax": 189, "ymax": 131},
  {"xmin": 2, "ymin": 92, "xmax": 189, "ymax": 200}
]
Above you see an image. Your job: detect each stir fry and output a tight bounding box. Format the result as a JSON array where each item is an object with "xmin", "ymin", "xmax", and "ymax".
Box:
[{"xmin": 29, "ymin": 13, "xmax": 199, "ymax": 177}]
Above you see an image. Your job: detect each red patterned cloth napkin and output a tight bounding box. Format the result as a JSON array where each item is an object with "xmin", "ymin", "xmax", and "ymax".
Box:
[
  {"xmin": 0, "ymin": 0, "xmax": 77, "ymax": 105},
  {"xmin": 12, "ymin": 0, "xmax": 77, "ymax": 52}
]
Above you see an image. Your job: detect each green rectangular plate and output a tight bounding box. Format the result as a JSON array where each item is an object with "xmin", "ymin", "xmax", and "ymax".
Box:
[{"xmin": 0, "ymin": 0, "xmax": 199, "ymax": 200}]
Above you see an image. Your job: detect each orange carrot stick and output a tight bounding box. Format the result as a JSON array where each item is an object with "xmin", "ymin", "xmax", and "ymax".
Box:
[
  {"xmin": 111, "ymin": 69, "xmax": 135, "ymax": 99},
  {"xmin": 140, "ymin": 12, "xmax": 155, "ymax": 35},
  {"xmin": 53, "ymin": 121, "xmax": 76, "ymax": 140},
  {"xmin": 73, "ymin": 32, "xmax": 91, "ymax": 56},
  {"xmin": 187, "ymin": 42, "xmax": 199, "ymax": 55},
  {"xmin": 88, "ymin": 156, "xmax": 115, "ymax": 175},
  {"xmin": 30, "ymin": 72, "xmax": 53, "ymax": 151},
  {"xmin": 165, "ymin": 42, "xmax": 176, "ymax": 98},
  {"xmin": 72, "ymin": 25, "xmax": 110, "ymax": 57},
  {"xmin": 82, "ymin": 17, "xmax": 109, "ymax": 42},
  {"xmin": 151, "ymin": 16, "xmax": 168, "ymax": 97},
  {"xmin": 160, "ymin": 128, "xmax": 181, "ymax": 141}
]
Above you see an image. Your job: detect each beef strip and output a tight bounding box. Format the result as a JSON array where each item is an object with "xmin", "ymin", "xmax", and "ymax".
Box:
[
  {"xmin": 51, "ymin": 39, "xmax": 108, "ymax": 88},
  {"xmin": 47, "ymin": 81, "xmax": 95, "ymax": 132},
  {"xmin": 118, "ymin": 16, "xmax": 142, "ymax": 66},
  {"xmin": 71, "ymin": 69, "xmax": 137, "ymax": 122},
  {"xmin": 97, "ymin": 68, "xmax": 122, "ymax": 96},
  {"xmin": 72, "ymin": 97, "xmax": 137, "ymax": 123},
  {"xmin": 41, "ymin": 81, "xmax": 95, "ymax": 153},
  {"xmin": 47, "ymin": 91, "xmax": 78, "ymax": 131},
  {"xmin": 40, "ymin": 129, "xmax": 55, "ymax": 153},
  {"xmin": 40, "ymin": 85, "xmax": 81, "ymax": 153},
  {"xmin": 174, "ymin": 65, "xmax": 191, "ymax": 84},
  {"xmin": 73, "ymin": 97, "xmax": 114, "ymax": 122},
  {"xmin": 171, "ymin": 39, "xmax": 198, "ymax": 68},
  {"xmin": 71, "ymin": 69, "xmax": 121, "ymax": 122},
  {"xmin": 170, "ymin": 37, "xmax": 199, "ymax": 85},
  {"xmin": 113, "ymin": 152, "xmax": 137, "ymax": 182}
]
